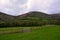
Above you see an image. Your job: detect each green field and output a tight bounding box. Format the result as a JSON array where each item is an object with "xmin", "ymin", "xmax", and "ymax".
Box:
[{"xmin": 0, "ymin": 25, "xmax": 60, "ymax": 40}]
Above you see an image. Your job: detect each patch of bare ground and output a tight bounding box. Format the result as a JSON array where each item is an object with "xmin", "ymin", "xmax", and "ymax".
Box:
[
  {"xmin": 0, "ymin": 27, "xmax": 40, "ymax": 34},
  {"xmin": 0, "ymin": 30, "xmax": 31, "ymax": 34}
]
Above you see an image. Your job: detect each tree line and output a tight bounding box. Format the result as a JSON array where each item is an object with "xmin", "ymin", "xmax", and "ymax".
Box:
[{"xmin": 0, "ymin": 19, "xmax": 60, "ymax": 27}]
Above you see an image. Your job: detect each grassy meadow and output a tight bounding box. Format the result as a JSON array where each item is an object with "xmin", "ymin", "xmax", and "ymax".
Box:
[{"xmin": 0, "ymin": 25, "xmax": 60, "ymax": 40}]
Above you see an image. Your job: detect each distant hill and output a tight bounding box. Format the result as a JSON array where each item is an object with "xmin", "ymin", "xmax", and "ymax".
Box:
[
  {"xmin": 18, "ymin": 11, "xmax": 48, "ymax": 17},
  {"xmin": 49, "ymin": 13, "xmax": 60, "ymax": 19},
  {"xmin": 0, "ymin": 12, "xmax": 15, "ymax": 22},
  {"xmin": 0, "ymin": 11, "xmax": 60, "ymax": 20},
  {"xmin": 0, "ymin": 11, "xmax": 60, "ymax": 27},
  {"xmin": 17, "ymin": 11, "xmax": 50, "ymax": 20}
]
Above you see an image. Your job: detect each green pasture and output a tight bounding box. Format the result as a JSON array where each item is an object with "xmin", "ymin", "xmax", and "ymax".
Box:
[{"xmin": 0, "ymin": 25, "xmax": 60, "ymax": 40}]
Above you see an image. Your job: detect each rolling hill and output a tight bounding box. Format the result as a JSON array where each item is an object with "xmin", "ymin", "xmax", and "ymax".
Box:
[
  {"xmin": 0, "ymin": 11, "xmax": 60, "ymax": 27},
  {"xmin": 17, "ymin": 11, "xmax": 50, "ymax": 20}
]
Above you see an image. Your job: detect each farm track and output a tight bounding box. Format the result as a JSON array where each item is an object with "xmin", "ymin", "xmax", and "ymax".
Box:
[
  {"xmin": 0, "ymin": 25, "xmax": 56, "ymax": 34},
  {"xmin": 0, "ymin": 27, "xmax": 41, "ymax": 34}
]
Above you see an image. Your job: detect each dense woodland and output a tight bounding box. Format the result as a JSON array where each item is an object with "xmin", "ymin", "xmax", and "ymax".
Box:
[{"xmin": 0, "ymin": 11, "xmax": 60, "ymax": 27}]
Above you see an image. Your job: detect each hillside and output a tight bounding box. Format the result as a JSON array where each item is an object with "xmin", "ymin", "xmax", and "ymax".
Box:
[
  {"xmin": 0, "ymin": 11, "xmax": 60, "ymax": 27},
  {"xmin": 49, "ymin": 14, "xmax": 60, "ymax": 19},
  {"xmin": 0, "ymin": 12, "xmax": 16, "ymax": 27},
  {"xmin": 17, "ymin": 11, "xmax": 50, "ymax": 20},
  {"xmin": 0, "ymin": 12, "xmax": 15, "ymax": 21}
]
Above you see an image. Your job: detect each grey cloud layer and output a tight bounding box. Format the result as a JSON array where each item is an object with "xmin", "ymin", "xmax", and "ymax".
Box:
[{"xmin": 0, "ymin": 0, "xmax": 60, "ymax": 15}]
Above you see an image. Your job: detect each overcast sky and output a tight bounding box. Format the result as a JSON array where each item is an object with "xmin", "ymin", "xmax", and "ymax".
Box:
[{"xmin": 0, "ymin": 0, "xmax": 60, "ymax": 15}]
